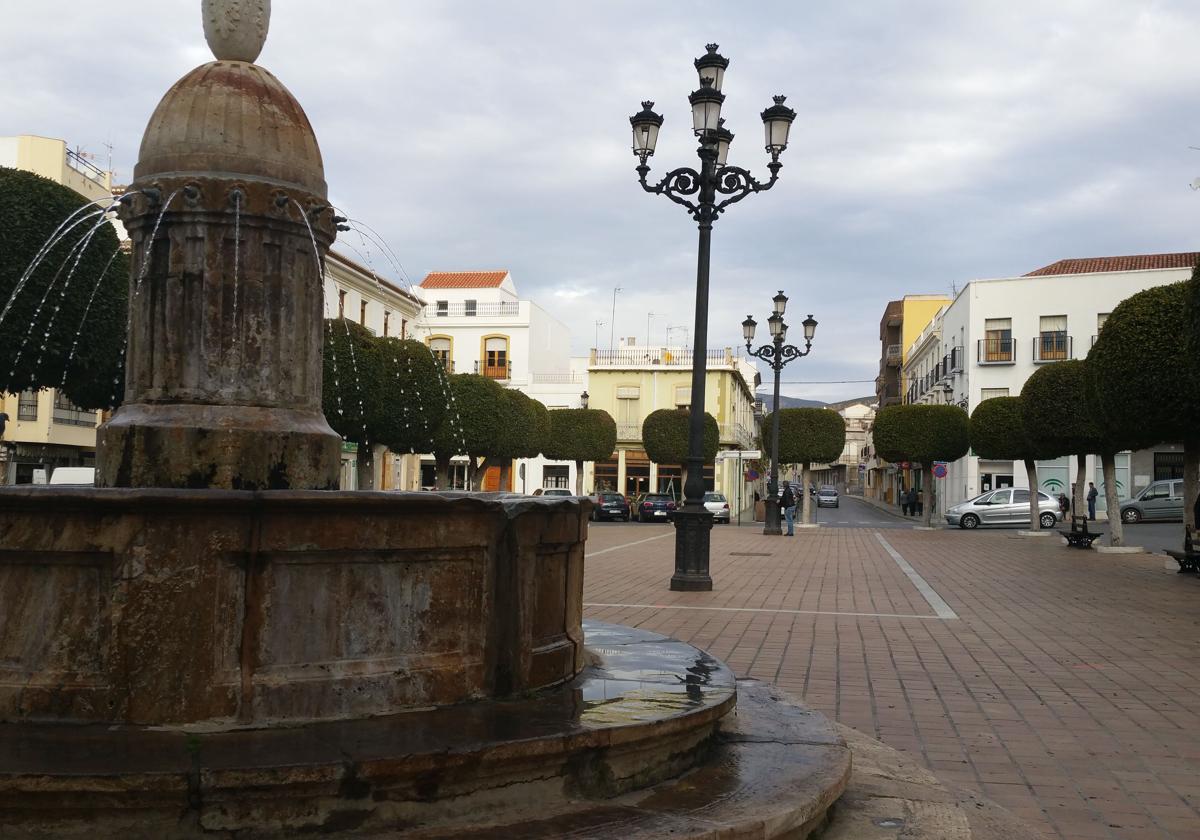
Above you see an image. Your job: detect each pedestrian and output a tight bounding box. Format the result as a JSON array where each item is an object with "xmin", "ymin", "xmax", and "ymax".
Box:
[
  {"xmin": 1087, "ymin": 481, "xmax": 1098, "ymax": 521},
  {"xmin": 899, "ymin": 485, "xmax": 909, "ymax": 516},
  {"xmin": 781, "ymin": 481, "xmax": 796, "ymax": 536},
  {"xmin": 914, "ymin": 486, "xmax": 924, "ymax": 517},
  {"xmin": 1057, "ymin": 493, "xmax": 1070, "ymax": 518},
  {"xmin": 907, "ymin": 486, "xmax": 918, "ymax": 517}
]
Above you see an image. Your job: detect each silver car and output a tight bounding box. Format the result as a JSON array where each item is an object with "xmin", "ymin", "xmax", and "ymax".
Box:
[
  {"xmin": 1119, "ymin": 479, "xmax": 1184, "ymax": 524},
  {"xmin": 703, "ymin": 492, "xmax": 731, "ymax": 523},
  {"xmin": 946, "ymin": 488, "xmax": 1059, "ymax": 530}
]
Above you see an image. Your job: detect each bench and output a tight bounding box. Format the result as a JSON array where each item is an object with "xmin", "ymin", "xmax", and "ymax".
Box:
[
  {"xmin": 1165, "ymin": 527, "xmax": 1200, "ymax": 573},
  {"xmin": 1063, "ymin": 516, "xmax": 1099, "ymax": 549}
]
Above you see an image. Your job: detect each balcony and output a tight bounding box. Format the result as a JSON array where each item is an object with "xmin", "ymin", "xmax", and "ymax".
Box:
[
  {"xmin": 474, "ymin": 360, "xmax": 511, "ymax": 381},
  {"xmin": 591, "ymin": 348, "xmax": 731, "ymax": 368},
  {"xmin": 1032, "ymin": 334, "xmax": 1072, "ymax": 363},
  {"xmin": 885, "ymin": 344, "xmax": 902, "ymax": 367},
  {"xmin": 529, "ymin": 372, "xmax": 583, "ymax": 385},
  {"xmin": 427, "ymin": 301, "xmax": 520, "ymax": 318},
  {"xmin": 977, "ymin": 337, "xmax": 1015, "ymax": 365}
]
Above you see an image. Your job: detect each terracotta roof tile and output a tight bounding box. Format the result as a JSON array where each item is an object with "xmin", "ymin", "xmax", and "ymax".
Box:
[
  {"xmin": 419, "ymin": 271, "xmax": 509, "ymax": 289},
  {"xmin": 1024, "ymin": 253, "xmax": 1200, "ymax": 276}
]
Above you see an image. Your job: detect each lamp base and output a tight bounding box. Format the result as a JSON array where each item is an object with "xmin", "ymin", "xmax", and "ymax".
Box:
[
  {"xmin": 671, "ymin": 507, "xmax": 714, "ymax": 591},
  {"xmin": 762, "ymin": 498, "xmax": 782, "ymax": 536}
]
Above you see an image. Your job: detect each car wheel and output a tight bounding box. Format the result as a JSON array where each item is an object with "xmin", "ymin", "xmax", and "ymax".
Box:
[
  {"xmin": 1122, "ymin": 508, "xmax": 1141, "ymax": 524},
  {"xmin": 1040, "ymin": 512, "xmax": 1057, "ymax": 529},
  {"xmin": 960, "ymin": 513, "xmax": 980, "ymax": 530}
]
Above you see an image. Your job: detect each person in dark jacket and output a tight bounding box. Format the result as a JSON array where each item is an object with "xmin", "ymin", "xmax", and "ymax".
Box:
[
  {"xmin": 1087, "ymin": 482, "xmax": 1098, "ymax": 521},
  {"xmin": 781, "ymin": 482, "xmax": 796, "ymax": 536}
]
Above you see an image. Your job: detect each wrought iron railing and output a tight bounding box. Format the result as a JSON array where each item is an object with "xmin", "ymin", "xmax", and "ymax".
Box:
[{"xmin": 977, "ymin": 337, "xmax": 1015, "ymax": 364}]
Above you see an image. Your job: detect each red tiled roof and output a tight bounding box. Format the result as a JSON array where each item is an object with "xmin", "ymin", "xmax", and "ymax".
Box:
[
  {"xmin": 1024, "ymin": 253, "xmax": 1200, "ymax": 276},
  {"xmin": 419, "ymin": 271, "xmax": 509, "ymax": 289}
]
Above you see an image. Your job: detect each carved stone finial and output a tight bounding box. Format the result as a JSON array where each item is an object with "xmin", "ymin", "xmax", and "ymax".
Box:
[
  {"xmin": 203, "ymin": 0, "xmax": 271, "ymax": 63},
  {"xmin": 706, "ymin": 43, "xmax": 719, "ymax": 53},
  {"xmin": 642, "ymin": 100, "xmax": 655, "ymax": 110},
  {"xmin": 773, "ymin": 95, "xmax": 787, "ymax": 105}
]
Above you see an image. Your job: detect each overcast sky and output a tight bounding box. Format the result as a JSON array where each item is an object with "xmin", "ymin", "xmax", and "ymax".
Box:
[{"xmin": 4, "ymin": 1, "xmax": 1199, "ymax": 402}]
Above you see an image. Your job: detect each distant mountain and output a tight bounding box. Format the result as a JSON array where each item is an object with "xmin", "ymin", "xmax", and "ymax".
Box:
[{"xmin": 755, "ymin": 393, "xmax": 826, "ymax": 409}]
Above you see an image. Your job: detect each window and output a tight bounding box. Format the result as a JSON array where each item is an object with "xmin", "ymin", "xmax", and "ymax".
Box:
[
  {"xmin": 17, "ymin": 389, "xmax": 38, "ymax": 420},
  {"xmin": 990, "ymin": 489, "xmax": 1012, "ymax": 504},
  {"xmin": 542, "ymin": 465, "xmax": 570, "ymax": 489},
  {"xmin": 429, "ymin": 337, "xmax": 452, "ymax": 371},
  {"xmin": 464, "ymin": 299, "xmax": 477, "ymax": 317},
  {"xmin": 1154, "ymin": 452, "xmax": 1184, "ymax": 481},
  {"xmin": 482, "ymin": 336, "xmax": 508, "ymax": 379},
  {"xmin": 1037, "ymin": 315, "xmax": 1068, "ymax": 361},
  {"xmin": 436, "ymin": 300, "xmax": 448, "ymax": 316},
  {"xmin": 1142, "ymin": 482, "xmax": 1170, "ymax": 501},
  {"xmin": 401, "ymin": 318, "xmax": 407, "ymax": 339},
  {"xmin": 360, "ymin": 300, "xmax": 368, "ymax": 326},
  {"xmin": 52, "ymin": 392, "xmax": 95, "ymax": 427},
  {"xmin": 1013, "ymin": 489, "xmax": 1031, "ymax": 503},
  {"xmin": 980, "ymin": 388, "xmax": 1009, "ymax": 401},
  {"xmin": 674, "ymin": 385, "xmax": 691, "ymax": 408},
  {"xmin": 616, "ymin": 386, "xmax": 641, "ymax": 399},
  {"xmin": 982, "ymin": 318, "xmax": 1013, "ymax": 362},
  {"xmin": 383, "ymin": 311, "xmax": 391, "ymax": 337},
  {"xmin": 337, "ymin": 289, "xmax": 347, "ymax": 319},
  {"xmin": 1097, "ymin": 312, "xmax": 1110, "ymax": 332}
]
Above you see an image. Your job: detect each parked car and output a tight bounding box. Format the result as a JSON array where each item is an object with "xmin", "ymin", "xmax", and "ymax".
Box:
[
  {"xmin": 816, "ymin": 486, "xmax": 839, "ymax": 508},
  {"xmin": 703, "ymin": 492, "xmax": 730, "ymax": 523},
  {"xmin": 532, "ymin": 488, "xmax": 572, "ymax": 497},
  {"xmin": 1119, "ymin": 479, "xmax": 1184, "ymax": 524},
  {"xmin": 946, "ymin": 488, "xmax": 1059, "ymax": 529},
  {"xmin": 635, "ymin": 493, "xmax": 676, "ymax": 522},
  {"xmin": 592, "ymin": 491, "xmax": 630, "ymax": 521}
]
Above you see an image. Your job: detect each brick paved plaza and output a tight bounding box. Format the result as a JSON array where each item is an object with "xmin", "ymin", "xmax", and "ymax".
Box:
[{"xmin": 583, "ymin": 509, "xmax": 1200, "ymax": 839}]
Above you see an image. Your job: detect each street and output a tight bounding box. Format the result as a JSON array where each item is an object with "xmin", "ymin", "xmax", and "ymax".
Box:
[{"xmin": 584, "ymin": 510, "xmax": 1200, "ymax": 839}]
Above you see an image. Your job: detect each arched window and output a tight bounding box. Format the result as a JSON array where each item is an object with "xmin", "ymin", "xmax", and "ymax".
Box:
[
  {"xmin": 482, "ymin": 336, "xmax": 508, "ymax": 379},
  {"xmin": 429, "ymin": 336, "xmax": 453, "ymax": 372}
]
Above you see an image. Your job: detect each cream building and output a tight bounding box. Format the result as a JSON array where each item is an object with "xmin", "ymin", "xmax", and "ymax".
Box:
[
  {"xmin": 585, "ymin": 344, "xmax": 760, "ymax": 514},
  {"xmin": 810, "ymin": 399, "xmax": 876, "ymax": 492},
  {"xmin": 0, "ymin": 135, "xmax": 122, "ymax": 484}
]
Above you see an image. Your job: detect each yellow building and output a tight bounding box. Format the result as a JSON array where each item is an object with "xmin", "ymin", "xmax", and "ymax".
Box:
[
  {"xmin": 0, "ymin": 135, "xmax": 122, "ymax": 483},
  {"xmin": 585, "ymin": 345, "xmax": 760, "ymax": 514}
]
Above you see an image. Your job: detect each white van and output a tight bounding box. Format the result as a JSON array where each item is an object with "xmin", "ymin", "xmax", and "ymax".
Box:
[{"xmin": 49, "ymin": 467, "xmax": 96, "ymax": 486}]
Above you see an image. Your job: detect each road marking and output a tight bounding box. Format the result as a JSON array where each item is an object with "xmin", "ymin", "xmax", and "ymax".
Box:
[
  {"xmin": 586, "ymin": 531, "xmax": 673, "ymax": 558},
  {"xmin": 873, "ymin": 532, "xmax": 958, "ymax": 619},
  {"xmin": 584, "ymin": 602, "xmax": 946, "ymax": 620}
]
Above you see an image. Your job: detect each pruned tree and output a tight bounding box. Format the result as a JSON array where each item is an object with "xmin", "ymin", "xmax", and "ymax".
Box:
[
  {"xmin": 970, "ymin": 397, "xmax": 1055, "ymax": 531},
  {"xmin": 322, "ymin": 318, "xmax": 383, "ymax": 487},
  {"xmin": 544, "ymin": 408, "xmax": 617, "ymax": 495},
  {"xmin": 0, "ymin": 167, "xmax": 130, "ymax": 410},
  {"xmin": 481, "ymin": 388, "xmax": 546, "ymax": 489},
  {"xmin": 372, "ymin": 334, "xmax": 448, "ymax": 469},
  {"xmin": 763, "ymin": 407, "xmax": 846, "ymax": 524},
  {"xmin": 1018, "ymin": 359, "xmax": 1122, "ymax": 539},
  {"xmin": 1089, "ymin": 281, "xmax": 1199, "ymax": 539},
  {"xmin": 641, "ymin": 408, "xmax": 719, "ymax": 494},
  {"xmin": 874, "ymin": 404, "xmax": 970, "ymax": 527},
  {"xmin": 430, "ymin": 373, "xmax": 507, "ymax": 489}
]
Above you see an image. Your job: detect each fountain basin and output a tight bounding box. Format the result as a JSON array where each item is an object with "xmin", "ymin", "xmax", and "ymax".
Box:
[{"xmin": 0, "ymin": 489, "xmax": 587, "ymax": 726}]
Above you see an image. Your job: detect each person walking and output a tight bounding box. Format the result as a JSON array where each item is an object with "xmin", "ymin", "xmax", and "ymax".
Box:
[
  {"xmin": 1058, "ymin": 493, "xmax": 1070, "ymax": 518},
  {"xmin": 781, "ymin": 481, "xmax": 796, "ymax": 536},
  {"xmin": 899, "ymin": 484, "xmax": 909, "ymax": 516},
  {"xmin": 906, "ymin": 486, "xmax": 918, "ymax": 517},
  {"xmin": 1087, "ymin": 482, "xmax": 1098, "ymax": 521}
]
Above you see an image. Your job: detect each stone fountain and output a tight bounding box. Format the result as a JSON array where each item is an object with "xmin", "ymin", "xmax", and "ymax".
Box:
[{"xmin": 0, "ymin": 3, "xmax": 849, "ymax": 837}]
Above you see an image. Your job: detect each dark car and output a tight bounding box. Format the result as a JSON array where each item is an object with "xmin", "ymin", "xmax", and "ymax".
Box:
[
  {"xmin": 816, "ymin": 486, "xmax": 839, "ymax": 508},
  {"xmin": 635, "ymin": 493, "xmax": 677, "ymax": 523},
  {"xmin": 592, "ymin": 492, "xmax": 630, "ymax": 522}
]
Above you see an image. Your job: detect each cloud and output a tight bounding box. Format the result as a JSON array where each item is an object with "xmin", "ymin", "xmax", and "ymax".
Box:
[{"xmin": 4, "ymin": 0, "xmax": 1200, "ymax": 405}]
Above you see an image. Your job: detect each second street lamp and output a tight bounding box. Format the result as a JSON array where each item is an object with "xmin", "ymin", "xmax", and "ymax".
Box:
[
  {"xmin": 745, "ymin": 294, "xmax": 817, "ymax": 536},
  {"xmin": 629, "ymin": 44, "xmax": 796, "ymax": 591}
]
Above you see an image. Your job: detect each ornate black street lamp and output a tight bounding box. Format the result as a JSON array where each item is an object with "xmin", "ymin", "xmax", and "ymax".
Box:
[
  {"xmin": 743, "ymin": 296, "xmax": 817, "ymax": 535},
  {"xmin": 630, "ymin": 44, "xmax": 796, "ymax": 591}
]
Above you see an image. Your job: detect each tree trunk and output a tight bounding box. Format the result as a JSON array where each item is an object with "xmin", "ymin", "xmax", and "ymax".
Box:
[
  {"xmin": 1184, "ymin": 441, "xmax": 1199, "ymax": 536},
  {"xmin": 499, "ymin": 461, "xmax": 512, "ymax": 492},
  {"xmin": 922, "ymin": 465, "xmax": 934, "ymax": 527},
  {"xmin": 575, "ymin": 460, "xmax": 584, "ymax": 496},
  {"xmin": 356, "ymin": 445, "xmax": 375, "ymax": 491},
  {"xmin": 469, "ymin": 456, "xmax": 488, "ymax": 491},
  {"xmin": 802, "ymin": 464, "xmax": 814, "ymax": 524},
  {"xmin": 1101, "ymin": 452, "xmax": 1124, "ymax": 547},
  {"xmin": 1073, "ymin": 453, "xmax": 1087, "ymax": 520},
  {"xmin": 1025, "ymin": 458, "xmax": 1040, "ymax": 530},
  {"xmin": 434, "ymin": 453, "xmax": 452, "ymax": 490}
]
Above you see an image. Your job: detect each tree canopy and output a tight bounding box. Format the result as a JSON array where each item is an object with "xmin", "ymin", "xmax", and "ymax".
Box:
[
  {"xmin": 1019, "ymin": 359, "xmax": 1107, "ymax": 457},
  {"xmin": 488, "ymin": 388, "xmax": 546, "ymax": 462},
  {"xmin": 0, "ymin": 166, "xmax": 130, "ymax": 409},
  {"xmin": 429, "ymin": 373, "xmax": 507, "ymax": 461},
  {"xmin": 642, "ymin": 408, "xmax": 719, "ymax": 466},
  {"xmin": 1088, "ymin": 282, "xmax": 1198, "ymax": 448},
  {"xmin": 322, "ymin": 318, "xmax": 383, "ymax": 444},
  {"xmin": 969, "ymin": 396, "xmax": 1050, "ymax": 462},
  {"xmin": 371, "ymin": 335, "xmax": 448, "ymax": 453},
  {"xmin": 545, "ymin": 408, "xmax": 617, "ymax": 464},
  {"xmin": 763, "ymin": 407, "xmax": 845, "ymax": 465},
  {"xmin": 874, "ymin": 403, "xmax": 970, "ymax": 465}
]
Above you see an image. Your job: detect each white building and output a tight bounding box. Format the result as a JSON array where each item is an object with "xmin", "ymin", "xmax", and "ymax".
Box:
[
  {"xmin": 906, "ymin": 253, "xmax": 1196, "ymax": 517},
  {"xmin": 415, "ymin": 270, "xmax": 584, "ymax": 492},
  {"xmin": 810, "ymin": 399, "xmax": 876, "ymax": 492}
]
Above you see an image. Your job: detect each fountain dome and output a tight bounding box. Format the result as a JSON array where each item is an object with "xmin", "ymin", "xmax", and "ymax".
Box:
[{"xmin": 134, "ymin": 60, "xmax": 326, "ymax": 197}]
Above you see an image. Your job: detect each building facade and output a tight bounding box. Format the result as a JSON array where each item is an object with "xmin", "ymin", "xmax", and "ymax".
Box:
[
  {"xmin": 914, "ymin": 253, "xmax": 1195, "ymax": 518},
  {"xmin": 585, "ymin": 344, "xmax": 760, "ymax": 515},
  {"xmin": 0, "ymin": 135, "xmax": 121, "ymax": 483},
  {"xmin": 810, "ymin": 399, "xmax": 876, "ymax": 492},
  {"xmin": 415, "ymin": 270, "xmax": 585, "ymax": 492}
]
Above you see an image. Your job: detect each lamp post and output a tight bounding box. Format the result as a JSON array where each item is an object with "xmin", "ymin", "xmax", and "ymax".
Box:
[
  {"xmin": 580, "ymin": 390, "xmax": 589, "ymax": 409},
  {"xmin": 743, "ymin": 295, "xmax": 817, "ymax": 536},
  {"xmin": 629, "ymin": 44, "xmax": 796, "ymax": 591},
  {"xmin": 609, "ymin": 287, "xmax": 622, "ymax": 353}
]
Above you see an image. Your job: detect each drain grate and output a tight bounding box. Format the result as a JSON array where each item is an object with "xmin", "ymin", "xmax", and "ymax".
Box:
[{"xmin": 729, "ymin": 552, "xmax": 773, "ymax": 557}]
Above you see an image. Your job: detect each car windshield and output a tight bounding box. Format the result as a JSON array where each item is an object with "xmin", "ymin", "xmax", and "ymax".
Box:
[
  {"xmin": 818, "ymin": 488, "xmax": 836, "ymax": 495},
  {"xmin": 645, "ymin": 495, "xmax": 671, "ymax": 502},
  {"xmin": 704, "ymin": 493, "xmax": 726, "ymax": 502},
  {"xmin": 599, "ymin": 493, "xmax": 623, "ymax": 502}
]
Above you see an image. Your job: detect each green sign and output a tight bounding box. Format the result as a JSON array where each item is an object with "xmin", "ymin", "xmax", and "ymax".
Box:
[{"xmin": 341, "ymin": 441, "xmax": 358, "ymax": 454}]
